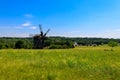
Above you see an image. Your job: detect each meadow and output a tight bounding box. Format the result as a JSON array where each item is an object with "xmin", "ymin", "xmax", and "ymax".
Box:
[{"xmin": 0, "ymin": 46, "xmax": 120, "ymax": 80}]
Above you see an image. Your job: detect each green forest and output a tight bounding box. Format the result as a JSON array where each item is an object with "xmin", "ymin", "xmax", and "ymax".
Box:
[{"xmin": 0, "ymin": 37, "xmax": 120, "ymax": 49}]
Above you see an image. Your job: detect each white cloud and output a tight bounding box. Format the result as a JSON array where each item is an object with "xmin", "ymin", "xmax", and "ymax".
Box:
[
  {"xmin": 15, "ymin": 26, "xmax": 23, "ymax": 29},
  {"xmin": 97, "ymin": 29, "xmax": 120, "ymax": 38},
  {"xmin": 12, "ymin": 33, "xmax": 29, "ymax": 37},
  {"xmin": 56, "ymin": 29, "xmax": 120, "ymax": 39},
  {"xmin": 30, "ymin": 26, "xmax": 37, "ymax": 30},
  {"xmin": 86, "ymin": 29, "xmax": 120, "ymax": 38},
  {"xmin": 0, "ymin": 33, "xmax": 30, "ymax": 37},
  {"xmin": 21, "ymin": 22, "xmax": 31, "ymax": 27},
  {"xmin": 15, "ymin": 22, "xmax": 37, "ymax": 30},
  {"xmin": 24, "ymin": 14, "xmax": 33, "ymax": 18}
]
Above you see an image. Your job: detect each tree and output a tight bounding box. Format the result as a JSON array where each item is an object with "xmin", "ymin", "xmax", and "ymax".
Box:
[
  {"xmin": 15, "ymin": 40, "xmax": 25, "ymax": 49},
  {"xmin": 0, "ymin": 43, "xmax": 3, "ymax": 49},
  {"xmin": 108, "ymin": 41, "xmax": 118, "ymax": 51}
]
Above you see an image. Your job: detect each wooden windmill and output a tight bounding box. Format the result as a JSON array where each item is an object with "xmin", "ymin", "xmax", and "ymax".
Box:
[{"xmin": 33, "ymin": 24, "xmax": 50, "ymax": 49}]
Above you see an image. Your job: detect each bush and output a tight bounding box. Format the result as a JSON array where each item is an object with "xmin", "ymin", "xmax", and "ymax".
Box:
[
  {"xmin": 0, "ymin": 43, "xmax": 9, "ymax": 49},
  {"xmin": 15, "ymin": 40, "xmax": 25, "ymax": 49},
  {"xmin": 0, "ymin": 43, "xmax": 3, "ymax": 49},
  {"xmin": 49, "ymin": 44, "xmax": 74, "ymax": 49},
  {"xmin": 108, "ymin": 41, "xmax": 118, "ymax": 51},
  {"xmin": 49, "ymin": 45, "xmax": 63, "ymax": 49}
]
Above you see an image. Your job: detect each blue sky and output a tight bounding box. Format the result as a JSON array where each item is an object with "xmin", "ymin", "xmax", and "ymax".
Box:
[{"xmin": 0, "ymin": 0, "xmax": 120, "ymax": 38}]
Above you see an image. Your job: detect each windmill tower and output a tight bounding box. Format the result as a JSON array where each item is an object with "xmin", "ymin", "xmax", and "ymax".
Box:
[{"xmin": 33, "ymin": 24, "xmax": 50, "ymax": 49}]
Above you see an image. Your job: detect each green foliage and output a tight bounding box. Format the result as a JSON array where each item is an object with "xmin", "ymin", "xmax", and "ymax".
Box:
[
  {"xmin": 0, "ymin": 37, "xmax": 120, "ymax": 49},
  {"xmin": 108, "ymin": 41, "xmax": 118, "ymax": 47},
  {"xmin": 0, "ymin": 43, "xmax": 9, "ymax": 49},
  {"xmin": 15, "ymin": 40, "xmax": 25, "ymax": 49},
  {"xmin": 49, "ymin": 45, "xmax": 63, "ymax": 49},
  {"xmin": 108, "ymin": 41, "xmax": 118, "ymax": 51},
  {"xmin": 49, "ymin": 40, "xmax": 74, "ymax": 49},
  {"xmin": 0, "ymin": 38, "xmax": 33, "ymax": 49},
  {"xmin": 0, "ymin": 43, "xmax": 3, "ymax": 49}
]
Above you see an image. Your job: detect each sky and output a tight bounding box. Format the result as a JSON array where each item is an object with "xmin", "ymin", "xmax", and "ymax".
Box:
[{"xmin": 0, "ymin": 0, "xmax": 120, "ymax": 38}]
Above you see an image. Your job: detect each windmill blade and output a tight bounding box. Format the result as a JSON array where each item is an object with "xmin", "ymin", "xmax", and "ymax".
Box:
[
  {"xmin": 43, "ymin": 29, "xmax": 50, "ymax": 37},
  {"xmin": 39, "ymin": 24, "xmax": 42, "ymax": 33},
  {"xmin": 39, "ymin": 24, "xmax": 43, "ymax": 36}
]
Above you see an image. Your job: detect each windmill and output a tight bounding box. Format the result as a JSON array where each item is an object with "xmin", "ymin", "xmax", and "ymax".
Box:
[{"xmin": 33, "ymin": 24, "xmax": 50, "ymax": 49}]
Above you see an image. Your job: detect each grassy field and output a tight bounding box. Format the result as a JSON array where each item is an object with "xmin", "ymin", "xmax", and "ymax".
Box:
[{"xmin": 0, "ymin": 46, "xmax": 120, "ymax": 80}]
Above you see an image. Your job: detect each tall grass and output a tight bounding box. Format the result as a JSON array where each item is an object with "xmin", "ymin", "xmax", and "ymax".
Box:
[{"xmin": 0, "ymin": 46, "xmax": 120, "ymax": 80}]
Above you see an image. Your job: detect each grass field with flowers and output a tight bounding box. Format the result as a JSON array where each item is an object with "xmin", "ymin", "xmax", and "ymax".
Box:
[{"xmin": 0, "ymin": 46, "xmax": 120, "ymax": 80}]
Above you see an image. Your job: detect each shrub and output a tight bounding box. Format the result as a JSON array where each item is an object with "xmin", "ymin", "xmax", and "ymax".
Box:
[
  {"xmin": 49, "ymin": 45, "xmax": 63, "ymax": 49},
  {"xmin": 15, "ymin": 40, "xmax": 25, "ymax": 49},
  {"xmin": 108, "ymin": 41, "xmax": 118, "ymax": 51}
]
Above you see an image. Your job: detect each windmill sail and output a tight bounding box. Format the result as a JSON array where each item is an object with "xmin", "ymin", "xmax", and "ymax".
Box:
[
  {"xmin": 39, "ymin": 24, "xmax": 43, "ymax": 36},
  {"xmin": 43, "ymin": 29, "xmax": 50, "ymax": 37}
]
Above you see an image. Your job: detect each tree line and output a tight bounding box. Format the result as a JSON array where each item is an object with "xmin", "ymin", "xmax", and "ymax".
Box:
[{"xmin": 0, "ymin": 37, "xmax": 120, "ymax": 49}]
